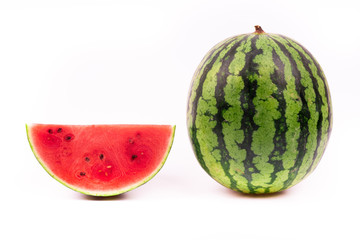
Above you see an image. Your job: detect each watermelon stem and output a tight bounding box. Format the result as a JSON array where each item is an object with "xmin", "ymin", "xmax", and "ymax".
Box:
[{"xmin": 254, "ymin": 25, "xmax": 265, "ymax": 34}]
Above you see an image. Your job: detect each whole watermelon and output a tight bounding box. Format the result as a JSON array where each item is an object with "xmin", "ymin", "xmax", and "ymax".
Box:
[{"xmin": 187, "ymin": 26, "xmax": 332, "ymax": 194}]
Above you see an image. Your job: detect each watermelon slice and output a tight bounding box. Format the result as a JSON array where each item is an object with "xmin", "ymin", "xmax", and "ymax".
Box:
[{"xmin": 26, "ymin": 124, "xmax": 175, "ymax": 196}]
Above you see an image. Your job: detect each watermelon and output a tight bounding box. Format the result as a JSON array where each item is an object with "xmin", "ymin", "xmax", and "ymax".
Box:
[
  {"xmin": 187, "ymin": 26, "xmax": 332, "ymax": 194},
  {"xmin": 26, "ymin": 124, "xmax": 175, "ymax": 196}
]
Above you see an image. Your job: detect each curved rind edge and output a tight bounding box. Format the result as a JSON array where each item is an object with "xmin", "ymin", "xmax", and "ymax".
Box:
[{"xmin": 26, "ymin": 124, "xmax": 176, "ymax": 197}]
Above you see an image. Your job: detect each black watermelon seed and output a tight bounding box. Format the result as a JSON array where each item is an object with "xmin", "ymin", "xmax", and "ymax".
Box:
[
  {"xmin": 48, "ymin": 129, "xmax": 53, "ymax": 134},
  {"xmin": 99, "ymin": 154, "xmax": 104, "ymax": 160},
  {"xmin": 85, "ymin": 157, "xmax": 90, "ymax": 162},
  {"xmin": 64, "ymin": 134, "xmax": 74, "ymax": 142},
  {"xmin": 80, "ymin": 172, "xmax": 86, "ymax": 176},
  {"xmin": 131, "ymin": 155, "xmax": 138, "ymax": 160},
  {"xmin": 57, "ymin": 128, "xmax": 63, "ymax": 133}
]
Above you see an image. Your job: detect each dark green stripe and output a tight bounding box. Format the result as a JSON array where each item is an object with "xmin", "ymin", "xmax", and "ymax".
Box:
[
  {"xmin": 270, "ymin": 37, "xmax": 311, "ymax": 190},
  {"xmin": 237, "ymin": 35, "xmax": 262, "ymax": 193},
  {"xmin": 312, "ymin": 57, "xmax": 332, "ymax": 138},
  {"xmin": 187, "ymin": 36, "xmax": 241, "ymax": 130},
  {"xmin": 279, "ymin": 35, "xmax": 332, "ymax": 138},
  {"xmin": 284, "ymin": 38, "xmax": 332, "ymax": 177},
  {"xmin": 287, "ymin": 43, "xmax": 324, "ymax": 176},
  {"xmin": 189, "ymin": 37, "xmax": 240, "ymax": 174},
  {"xmin": 266, "ymin": 48, "xmax": 287, "ymax": 187},
  {"xmin": 212, "ymin": 35, "xmax": 250, "ymax": 190},
  {"xmin": 284, "ymin": 38, "xmax": 331, "ymax": 176},
  {"xmin": 190, "ymin": 36, "xmax": 240, "ymax": 121}
]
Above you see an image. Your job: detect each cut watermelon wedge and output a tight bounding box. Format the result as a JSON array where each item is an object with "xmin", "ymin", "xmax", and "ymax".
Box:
[{"xmin": 26, "ymin": 124, "xmax": 175, "ymax": 196}]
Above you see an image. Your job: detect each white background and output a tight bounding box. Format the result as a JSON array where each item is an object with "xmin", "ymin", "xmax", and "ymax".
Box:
[{"xmin": 1, "ymin": 0, "xmax": 359, "ymax": 239}]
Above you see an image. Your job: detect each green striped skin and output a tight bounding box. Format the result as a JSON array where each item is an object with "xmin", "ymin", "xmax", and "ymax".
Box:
[{"xmin": 187, "ymin": 28, "xmax": 332, "ymax": 194}]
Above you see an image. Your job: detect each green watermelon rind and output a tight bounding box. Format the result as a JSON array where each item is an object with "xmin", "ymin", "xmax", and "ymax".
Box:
[
  {"xmin": 186, "ymin": 27, "xmax": 332, "ymax": 194},
  {"xmin": 26, "ymin": 124, "xmax": 176, "ymax": 197}
]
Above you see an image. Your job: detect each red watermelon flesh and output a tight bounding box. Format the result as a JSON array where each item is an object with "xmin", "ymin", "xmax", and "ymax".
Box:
[{"xmin": 26, "ymin": 124, "xmax": 175, "ymax": 196}]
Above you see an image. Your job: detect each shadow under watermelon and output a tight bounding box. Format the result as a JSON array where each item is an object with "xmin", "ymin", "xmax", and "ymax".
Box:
[{"xmin": 78, "ymin": 192, "xmax": 131, "ymax": 201}]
